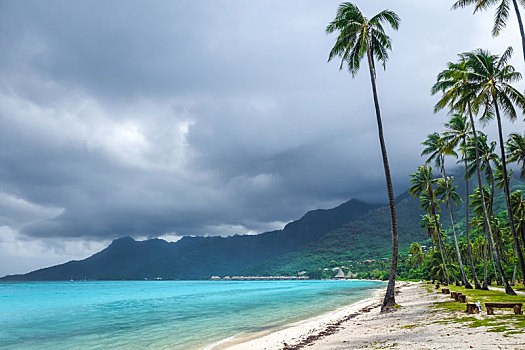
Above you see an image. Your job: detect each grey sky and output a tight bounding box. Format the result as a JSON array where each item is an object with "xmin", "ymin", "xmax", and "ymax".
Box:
[{"xmin": 0, "ymin": 0, "xmax": 522, "ymax": 276}]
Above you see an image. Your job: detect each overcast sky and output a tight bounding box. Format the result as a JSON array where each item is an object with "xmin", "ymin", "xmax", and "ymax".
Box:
[{"xmin": 0, "ymin": 0, "xmax": 523, "ymax": 276}]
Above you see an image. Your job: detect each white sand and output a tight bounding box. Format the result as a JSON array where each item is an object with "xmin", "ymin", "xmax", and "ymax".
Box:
[{"xmin": 221, "ymin": 282, "xmax": 525, "ymax": 350}]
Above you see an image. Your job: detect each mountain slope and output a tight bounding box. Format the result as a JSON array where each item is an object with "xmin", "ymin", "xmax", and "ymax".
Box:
[
  {"xmin": 2, "ymin": 199, "xmax": 382, "ymax": 280},
  {"xmin": 241, "ymin": 193, "xmax": 423, "ymax": 276}
]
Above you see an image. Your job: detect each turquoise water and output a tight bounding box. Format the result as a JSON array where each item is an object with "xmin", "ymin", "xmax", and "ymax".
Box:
[{"xmin": 0, "ymin": 280, "xmax": 383, "ymax": 350}]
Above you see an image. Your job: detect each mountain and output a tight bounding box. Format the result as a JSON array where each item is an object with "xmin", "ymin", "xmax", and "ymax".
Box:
[{"xmin": 3, "ymin": 198, "xmax": 401, "ymax": 281}]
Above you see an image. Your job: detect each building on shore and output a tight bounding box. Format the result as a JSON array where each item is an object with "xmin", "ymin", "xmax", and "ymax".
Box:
[
  {"xmin": 345, "ymin": 270, "xmax": 357, "ymax": 278},
  {"xmin": 334, "ymin": 268, "xmax": 345, "ymax": 278},
  {"xmin": 210, "ymin": 275, "xmax": 309, "ymax": 281}
]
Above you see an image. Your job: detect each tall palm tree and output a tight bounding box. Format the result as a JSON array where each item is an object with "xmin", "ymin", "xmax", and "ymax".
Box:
[
  {"xmin": 466, "ymin": 133, "xmax": 500, "ymax": 211},
  {"xmin": 511, "ymin": 190, "xmax": 525, "ymax": 255},
  {"xmin": 432, "ymin": 51, "xmax": 518, "ymax": 295},
  {"xmin": 421, "ymin": 133, "xmax": 466, "ymax": 286},
  {"xmin": 435, "ymin": 176, "xmax": 472, "ymax": 288},
  {"xmin": 409, "ymin": 166, "xmax": 451, "ymax": 284},
  {"xmin": 443, "ymin": 114, "xmax": 479, "ymax": 288},
  {"xmin": 432, "ymin": 62, "xmax": 484, "ymax": 289},
  {"xmin": 462, "ymin": 48, "xmax": 525, "ymax": 288},
  {"xmin": 452, "ymin": 0, "xmax": 525, "ymax": 62},
  {"xmin": 470, "ymin": 185, "xmax": 494, "ymax": 288},
  {"xmin": 326, "ymin": 2, "xmax": 401, "ymax": 312}
]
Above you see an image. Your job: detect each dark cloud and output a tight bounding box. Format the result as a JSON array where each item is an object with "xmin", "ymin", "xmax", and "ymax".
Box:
[{"xmin": 0, "ymin": 0, "xmax": 522, "ymax": 274}]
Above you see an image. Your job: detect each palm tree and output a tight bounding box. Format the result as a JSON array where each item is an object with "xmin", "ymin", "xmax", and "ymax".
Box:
[
  {"xmin": 432, "ymin": 50, "xmax": 518, "ymax": 295},
  {"xmin": 452, "ymin": 0, "xmax": 525, "ymax": 62},
  {"xmin": 435, "ymin": 176, "xmax": 472, "ymax": 288},
  {"xmin": 409, "ymin": 166, "xmax": 451, "ymax": 284},
  {"xmin": 432, "ymin": 61, "xmax": 484, "ymax": 289},
  {"xmin": 442, "ymin": 114, "xmax": 480, "ymax": 288},
  {"xmin": 462, "ymin": 48, "xmax": 525, "ymax": 288},
  {"xmin": 420, "ymin": 213, "xmax": 439, "ymax": 243},
  {"xmin": 326, "ymin": 2, "xmax": 401, "ymax": 312},
  {"xmin": 466, "ymin": 133, "xmax": 500, "ymax": 211},
  {"xmin": 507, "ymin": 132, "xmax": 525, "ymax": 181},
  {"xmin": 511, "ymin": 190, "xmax": 525, "ymax": 259},
  {"xmin": 409, "ymin": 242, "xmax": 424, "ymax": 267},
  {"xmin": 421, "ymin": 133, "xmax": 467, "ymax": 286},
  {"xmin": 470, "ymin": 186, "xmax": 494, "ymax": 288}
]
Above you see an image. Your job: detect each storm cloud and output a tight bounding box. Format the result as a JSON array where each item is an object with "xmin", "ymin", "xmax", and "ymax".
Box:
[{"xmin": 0, "ymin": 0, "xmax": 522, "ymax": 275}]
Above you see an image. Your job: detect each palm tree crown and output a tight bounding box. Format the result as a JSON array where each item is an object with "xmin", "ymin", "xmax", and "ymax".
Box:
[
  {"xmin": 326, "ymin": 2, "xmax": 400, "ymax": 76},
  {"xmin": 452, "ymin": 0, "xmax": 525, "ymax": 62},
  {"xmin": 506, "ymin": 132, "xmax": 525, "ymax": 179},
  {"xmin": 460, "ymin": 47, "xmax": 525, "ymax": 122}
]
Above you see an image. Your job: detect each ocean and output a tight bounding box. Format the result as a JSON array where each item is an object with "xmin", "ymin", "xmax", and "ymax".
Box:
[{"xmin": 0, "ymin": 280, "xmax": 384, "ymax": 350}]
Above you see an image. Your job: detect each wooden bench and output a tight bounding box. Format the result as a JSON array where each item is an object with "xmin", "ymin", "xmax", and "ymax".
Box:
[
  {"xmin": 466, "ymin": 303, "xmax": 479, "ymax": 314},
  {"xmin": 485, "ymin": 302, "xmax": 523, "ymax": 315},
  {"xmin": 441, "ymin": 288, "xmax": 450, "ymax": 294}
]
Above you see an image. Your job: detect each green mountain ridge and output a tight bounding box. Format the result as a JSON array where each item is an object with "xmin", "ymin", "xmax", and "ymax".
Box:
[
  {"xmin": 6, "ymin": 168, "xmax": 516, "ymax": 281},
  {"xmin": 2, "ymin": 198, "xmax": 388, "ymax": 280}
]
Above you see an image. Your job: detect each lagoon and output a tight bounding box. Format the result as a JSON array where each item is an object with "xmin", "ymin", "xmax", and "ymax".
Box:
[{"xmin": 0, "ymin": 280, "xmax": 383, "ymax": 350}]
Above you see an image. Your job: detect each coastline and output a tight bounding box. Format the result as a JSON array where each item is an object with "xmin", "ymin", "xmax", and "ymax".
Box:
[
  {"xmin": 211, "ymin": 282, "xmax": 386, "ymax": 350},
  {"xmin": 218, "ymin": 282, "xmax": 525, "ymax": 350}
]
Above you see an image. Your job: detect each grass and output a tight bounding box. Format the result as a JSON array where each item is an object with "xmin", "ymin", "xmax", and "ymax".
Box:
[
  {"xmin": 427, "ymin": 283, "xmax": 525, "ymax": 335},
  {"xmin": 489, "ymin": 282, "xmax": 525, "ymax": 293},
  {"xmin": 400, "ymin": 324, "xmax": 420, "ymax": 329}
]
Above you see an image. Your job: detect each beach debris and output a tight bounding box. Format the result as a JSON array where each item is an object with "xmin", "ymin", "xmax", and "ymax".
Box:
[{"xmin": 281, "ymin": 303, "xmax": 382, "ymax": 349}]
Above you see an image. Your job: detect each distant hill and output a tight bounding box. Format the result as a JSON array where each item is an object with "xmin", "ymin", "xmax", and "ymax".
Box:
[{"xmin": 2, "ymin": 198, "xmax": 395, "ymax": 281}]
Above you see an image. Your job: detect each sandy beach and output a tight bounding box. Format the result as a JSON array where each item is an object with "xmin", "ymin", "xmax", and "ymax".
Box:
[{"xmin": 222, "ymin": 282, "xmax": 525, "ymax": 350}]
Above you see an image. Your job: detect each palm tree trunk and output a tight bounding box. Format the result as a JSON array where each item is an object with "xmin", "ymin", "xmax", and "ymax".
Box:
[
  {"xmin": 483, "ymin": 234, "xmax": 489, "ymax": 289},
  {"xmin": 468, "ymin": 104, "xmax": 515, "ymax": 294},
  {"xmin": 442, "ymin": 167, "xmax": 471, "ymax": 288},
  {"xmin": 511, "ymin": 0, "xmax": 525, "ymax": 62},
  {"xmin": 521, "ymin": 225, "xmax": 525, "ymax": 270},
  {"xmin": 489, "ymin": 242, "xmax": 503, "ymax": 285},
  {"xmin": 366, "ymin": 46, "xmax": 399, "ymax": 312},
  {"xmin": 463, "ymin": 157, "xmax": 481, "ymax": 288},
  {"xmin": 428, "ymin": 186, "xmax": 451, "ymax": 285},
  {"xmin": 493, "ymin": 97, "xmax": 525, "ymax": 288},
  {"xmin": 446, "ymin": 194, "xmax": 470, "ymax": 286}
]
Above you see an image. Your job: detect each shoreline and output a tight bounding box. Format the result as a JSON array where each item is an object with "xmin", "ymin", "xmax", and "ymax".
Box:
[
  {"xmin": 210, "ymin": 282, "xmax": 387, "ymax": 350},
  {"xmin": 218, "ymin": 282, "xmax": 525, "ymax": 350}
]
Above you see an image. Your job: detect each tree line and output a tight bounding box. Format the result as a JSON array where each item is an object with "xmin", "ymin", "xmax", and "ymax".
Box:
[{"xmin": 326, "ymin": 0, "xmax": 525, "ymax": 310}]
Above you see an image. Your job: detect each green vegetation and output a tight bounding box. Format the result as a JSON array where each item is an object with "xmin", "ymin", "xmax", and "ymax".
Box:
[{"xmin": 427, "ymin": 283, "xmax": 525, "ymax": 335}]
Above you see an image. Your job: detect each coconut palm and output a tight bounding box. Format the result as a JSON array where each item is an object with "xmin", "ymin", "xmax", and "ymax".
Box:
[
  {"xmin": 421, "ymin": 133, "xmax": 468, "ymax": 286},
  {"xmin": 452, "ymin": 0, "xmax": 525, "ymax": 62},
  {"xmin": 442, "ymin": 115, "xmax": 479, "ymax": 288},
  {"xmin": 461, "ymin": 47, "xmax": 525, "ymax": 288},
  {"xmin": 409, "ymin": 242, "xmax": 424, "ymax": 267},
  {"xmin": 326, "ymin": 2, "xmax": 401, "ymax": 312},
  {"xmin": 443, "ymin": 113, "xmax": 481, "ymax": 289},
  {"xmin": 466, "ymin": 133, "xmax": 501, "ymax": 210},
  {"xmin": 432, "ymin": 61, "xmax": 483, "ymax": 289},
  {"xmin": 435, "ymin": 177, "xmax": 472, "ymax": 288},
  {"xmin": 511, "ymin": 190, "xmax": 525, "ymax": 256},
  {"xmin": 409, "ymin": 166, "xmax": 451, "ymax": 284},
  {"xmin": 432, "ymin": 50, "xmax": 518, "ymax": 295},
  {"xmin": 420, "ymin": 213, "xmax": 439, "ymax": 243},
  {"xmin": 507, "ymin": 132, "xmax": 525, "ymax": 181},
  {"xmin": 470, "ymin": 186, "xmax": 495, "ymax": 288}
]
